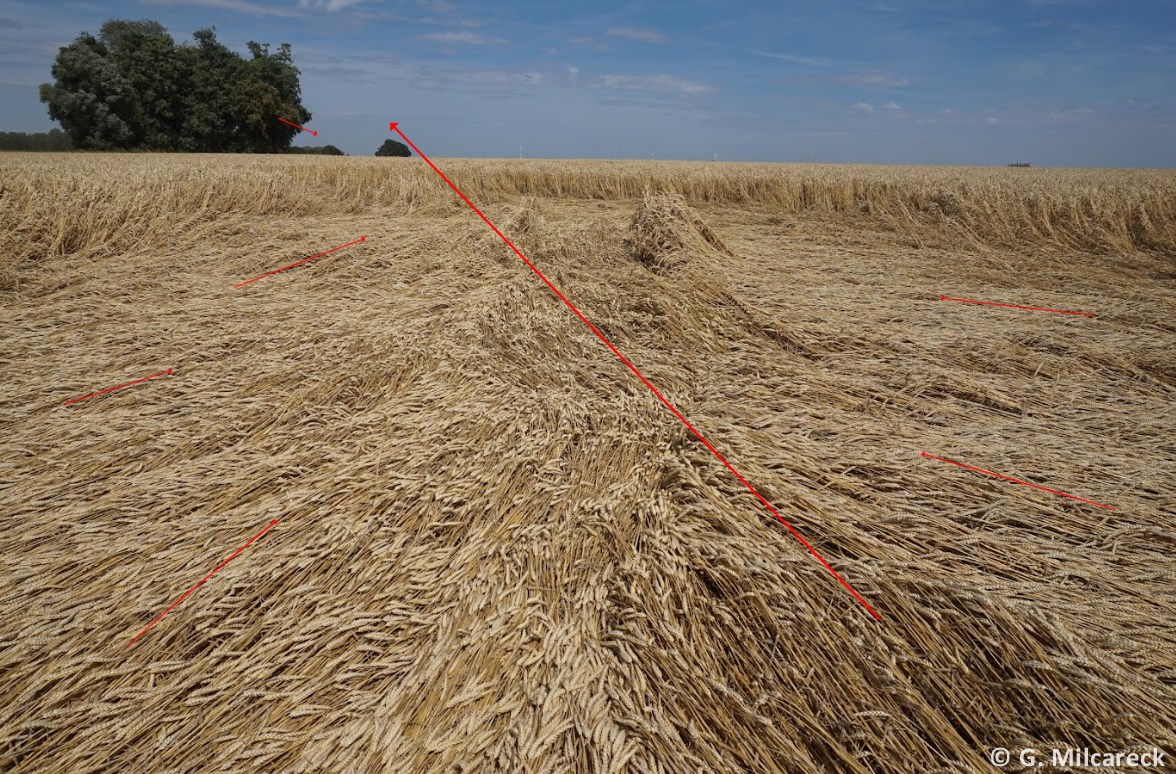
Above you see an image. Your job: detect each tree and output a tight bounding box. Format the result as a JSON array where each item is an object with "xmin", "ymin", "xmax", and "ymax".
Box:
[
  {"xmin": 233, "ymin": 41, "xmax": 310, "ymax": 153},
  {"xmin": 99, "ymin": 19, "xmax": 184, "ymax": 150},
  {"xmin": 177, "ymin": 28, "xmax": 249, "ymax": 152},
  {"xmin": 98, "ymin": 19, "xmax": 167, "ymax": 53},
  {"xmin": 38, "ymin": 20, "xmax": 312, "ymax": 153},
  {"xmin": 0, "ymin": 130, "xmax": 73, "ymax": 151},
  {"xmin": 39, "ymin": 33, "xmax": 139, "ymax": 149},
  {"xmin": 375, "ymin": 139, "xmax": 411, "ymax": 157},
  {"xmin": 286, "ymin": 145, "xmax": 344, "ymax": 155}
]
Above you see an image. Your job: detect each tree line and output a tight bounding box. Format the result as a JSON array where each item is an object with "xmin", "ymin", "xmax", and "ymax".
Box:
[
  {"xmin": 38, "ymin": 19, "xmax": 311, "ymax": 153},
  {"xmin": 0, "ymin": 129, "xmax": 73, "ymax": 151},
  {"xmin": 288, "ymin": 145, "xmax": 345, "ymax": 155}
]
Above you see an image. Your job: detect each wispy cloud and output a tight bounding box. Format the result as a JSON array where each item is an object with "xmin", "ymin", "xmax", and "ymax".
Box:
[
  {"xmin": 303, "ymin": 66, "xmax": 380, "ymax": 82},
  {"xmin": 144, "ymin": 0, "xmax": 303, "ymax": 16},
  {"xmin": 413, "ymin": 67, "xmax": 543, "ymax": 93},
  {"xmin": 0, "ymin": 17, "xmax": 23, "ymax": 29},
  {"xmin": 606, "ymin": 27, "xmax": 666, "ymax": 44},
  {"xmin": 839, "ymin": 72, "xmax": 909, "ymax": 87},
  {"xmin": 852, "ymin": 101, "xmax": 903, "ymax": 114},
  {"xmin": 298, "ymin": 0, "xmax": 366, "ymax": 11},
  {"xmin": 420, "ymin": 31, "xmax": 506, "ymax": 45},
  {"xmin": 1047, "ymin": 105, "xmax": 1094, "ymax": 120},
  {"xmin": 595, "ymin": 74, "xmax": 714, "ymax": 94},
  {"xmin": 1028, "ymin": 19, "xmax": 1083, "ymax": 30},
  {"xmin": 350, "ymin": 9, "xmax": 480, "ymax": 26},
  {"xmin": 753, "ymin": 50, "xmax": 866, "ymax": 67}
]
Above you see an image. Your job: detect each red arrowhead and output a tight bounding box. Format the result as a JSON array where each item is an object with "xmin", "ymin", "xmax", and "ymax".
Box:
[
  {"xmin": 360, "ymin": 236, "xmax": 365, "ymax": 241},
  {"xmin": 389, "ymin": 122, "xmax": 398, "ymax": 130},
  {"xmin": 168, "ymin": 369, "xmax": 173, "ymax": 374},
  {"xmin": 312, "ymin": 131, "xmax": 317, "ymax": 136},
  {"xmin": 940, "ymin": 296, "xmax": 944, "ymax": 300}
]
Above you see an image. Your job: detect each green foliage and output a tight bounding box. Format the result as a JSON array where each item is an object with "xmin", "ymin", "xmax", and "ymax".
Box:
[
  {"xmin": 287, "ymin": 145, "xmax": 345, "ymax": 155},
  {"xmin": 38, "ymin": 33, "xmax": 138, "ymax": 149},
  {"xmin": 375, "ymin": 139, "xmax": 411, "ymax": 157},
  {"xmin": 99, "ymin": 19, "xmax": 183, "ymax": 150},
  {"xmin": 0, "ymin": 130, "xmax": 73, "ymax": 151},
  {"xmin": 98, "ymin": 19, "xmax": 167, "ymax": 53},
  {"xmin": 38, "ymin": 20, "xmax": 312, "ymax": 153}
]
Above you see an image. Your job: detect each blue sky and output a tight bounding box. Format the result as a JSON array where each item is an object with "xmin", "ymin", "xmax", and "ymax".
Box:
[{"xmin": 1, "ymin": 0, "xmax": 1174, "ymax": 165}]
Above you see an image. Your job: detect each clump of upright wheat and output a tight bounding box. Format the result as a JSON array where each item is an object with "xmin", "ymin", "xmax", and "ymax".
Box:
[{"xmin": 626, "ymin": 190, "xmax": 733, "ymax": 274}]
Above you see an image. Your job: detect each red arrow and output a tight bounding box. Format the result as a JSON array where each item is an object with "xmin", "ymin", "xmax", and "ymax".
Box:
[
  {"xmin": 127, "ymin": 519, "xmax": 278, "ymax": 646},
  {"xmin": 940, "ymin": 295, "xmax": 1094, "ymax": 316},
  {"xmin": 390, "ymin": 121, "xmax": 881, "ymax": 621},
  {"xmin": 279, "ymin": 117, "xmax": 316, "ymax": 136},
  {"xmin": 63, "ymin": 368, "xmax": 172, "ymax": 405},
  {"xmin": 234, "ymin": 237, "xmax": 365, "ymax": 288},
  {"xmin": 921, "ymin": 452, "xmax": 1113, "ymax": 509}
]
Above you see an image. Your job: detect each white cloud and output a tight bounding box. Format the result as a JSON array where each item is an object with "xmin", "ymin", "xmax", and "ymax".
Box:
[
  {"xmin": 753, "ymin": 50, "xmax": 866, "ymax": 67},
  {"xmin": 595, "ymin": 74, "xmax": 713, "ymax": 95},
  {"xmin": 420, "ymin": 31, "xmax": 506, "ymax": 45},
  {"xmin": 567, "ymin": 66, "xmax": 580, "ymax": 78},
  {"xmin": 881, "ymin": 101, "xmax": 902, "ymax": 111},
  {"xmin": 1047, "ymin": 105, "xmax": 1094, "ymax": 120},
  {"xmin": 606, "ymin": 27, "xmax": 666, "ymax": 44},
  {"xmin": 852, "ymin": 102, "xmax": 875, "ymax": 113},
  {"xmin": 418, "ymin": 68, "xmax": 542, "ymax": 88},
  {"xmin": 840, "ymin": 72, "xmax": 909, "ymax": 87},
  {"xmin": 985, "ymin": 116, "xmax": 1000, "ymax": 124},
  {"xmin": 298, "ymin": 0, "xmax": 366, "ymax": 11},
  {"xmin": 153, "ymin": 0, "xmax": 302, "ymax": 16}
]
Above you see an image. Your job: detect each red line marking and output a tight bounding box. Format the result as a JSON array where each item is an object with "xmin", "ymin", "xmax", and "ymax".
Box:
[
  {"xmin": 278, "ymin": 117, "xmax": 316, "ymax": 136},
  {"xmin": 63, "ymin": 369, "xmax": 172, "ymax": 406},
  {"xmin": 940, "ymin": 296, "xmax": 1094, "ymax": 317},
  {"xmin": 921, "ymin": 452, "xmax": 1114, "ymax": 509},
  {"xmin": 127, "ymin": 519, "xmax": 278, "ymax": 646},
  {"xmin": 234, "ymin": 238, "xmax": 365, "ymax": 288},
  {"xmin": 391, "ymin": 122, "xmax": 881, "ymax": 621}
]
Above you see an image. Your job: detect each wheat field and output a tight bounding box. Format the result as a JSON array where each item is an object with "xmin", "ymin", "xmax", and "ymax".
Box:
[{"xmin": 1, "ymin": 153, "xmax": 1174, "ymax": 773}]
